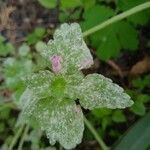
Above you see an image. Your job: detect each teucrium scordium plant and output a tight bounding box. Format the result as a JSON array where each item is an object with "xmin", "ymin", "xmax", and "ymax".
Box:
[{"xmin": 19, "ymin": 23, "xmax": 133, "ymax": 149}]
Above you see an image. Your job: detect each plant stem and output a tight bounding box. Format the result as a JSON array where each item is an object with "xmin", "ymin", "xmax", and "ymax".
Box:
[
  {"xmin": 8, "ymin": 125, "xmax": 24, "ymax": 150},
  {"xmin": 17, "ymin": 125, "xmax": 29, "ymax": 150},
  {"xmin": 83, "ymin": 1, "xmax": 150, "ymax": 37},
  {"xmin": 59, "ymin": 144, "xmax": 63, "ymax": 150},
  {"xmin": 84, "ymin": 116, "xmax": 109, "ymax": 150}
]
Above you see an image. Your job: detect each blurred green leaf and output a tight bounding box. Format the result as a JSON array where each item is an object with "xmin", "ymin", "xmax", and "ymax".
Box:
[
  {"xmin": 109, "ymin": 129, "xmax": 121, "ymax": 138},
  {"xmin": 38, "ymin": 0, "xmax": 57, "ymax": 9},
  {"xmin": 26, "ymin": 27, "xmax": 46, "ymax": 45},
  {"xmin": 59, "ymin": 9, "xmax": 82, "ymax": 22},
  {"xmin": 0, "ymin": 35, "xmax": 15, "ymax": 56},
  {"xmin": 132, "ymin": 74, "xmax": 150, "ymax": 90},
  {"xmin": 18, "ymin": 43, "xmax": 30, "ymax": 57},
  {"xmin": 92, "ymin": 108, "xmax": 112, "ymax": 118},
  {"xmin": 102, "ymin": 116, "xmax": 112, "ymax": 130},
  {"xmin": 112, "ymin": 110, "xmax": 126, "ymax": 123},
  {"xmin": 81, "ymin": 0, "xmax": 95, "ymax": 10},
  {"xmin": 0, "ymin": 107, "xmax": 10, "ymax": 119},
  {"xmin": 130, "ymin": 100, "xmax": 146, "ymax": 116},
  {"xmin": 35, "ymin": 27, "xmax": 46, "ymax": 37},
  {"xmin": 137, "ymin": 94, "xmax": 150, "ymax": 103},
  {"xmin": 61, "ymin": 0, "xmax": 82, "ymax": 9},
  {"xmin": 118, "ymin": 0, "xmax": 150, "ymax": 25},
  {"xmin": 114, "ymin": 112, "xmax": 150, "ymax": 150}
]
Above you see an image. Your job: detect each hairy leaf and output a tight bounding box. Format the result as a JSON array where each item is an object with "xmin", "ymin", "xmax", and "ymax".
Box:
[
  {"xmin": 22, "ymin": 71, "xmax": 54, "ymax": 101},
  {"xmin": 78, "ymin": 74, "xmax": 133, "ymax": 109},
  {"xmin": 22, "ymin": 96, "xmax": 84, "ymax": 149},
  {"xmin": 39, "ymin": 23, "xmax": 93, "ymax": 73}
]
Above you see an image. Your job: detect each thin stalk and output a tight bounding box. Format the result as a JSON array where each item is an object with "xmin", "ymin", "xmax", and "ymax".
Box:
[
  {"xmin": 83, "ymin": 1, "xmax": 150, "ymax": 37},
  {"xmin": 59, "ymin": 144, "xmax": 63, "ymax": 150},
  {"xmin": 8, "ymin": 125, "xmax": 24, "ymax": 150},
  {"xmin": 84, "ymin": 116, "xmax": 109, "ymax": 150},
  {"xmin": 17, "ymin": 125, "xmax": 30, "ymax": 150}
]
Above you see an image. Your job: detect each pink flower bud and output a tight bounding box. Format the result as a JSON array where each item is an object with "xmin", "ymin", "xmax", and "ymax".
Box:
[{"xmin": 51, "ymin": 55, "xmax": 62, "ymax": 74}]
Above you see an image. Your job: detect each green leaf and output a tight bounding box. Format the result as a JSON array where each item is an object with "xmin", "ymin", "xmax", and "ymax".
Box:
[
  {"xmin": 137, "ymin": 94, "xmax": 150, "ymax": 104},
  {"xmin": 26, "ymin": 27, "xmax": 46, "ymax": 45},
  {"xmin": 18, "ymin": 43, "xmax": 30, "ymax": 57},
  {"xmin": 130, "ymin": 100, "xmax": 145, "ymax": 116},
  {"xmin": 92, "ymin": 108, "xmax": 112, "ymax": 119},
  {"xmin": 132, "ymin": 74, "xmax": 150, "ymax": 90},
  {"xmin": 114, "ymin": 112, "xmax": 150, "ymax": 150},
  {"xmin": 59, "ymin": 9, "xmax": 82, "ymax": 22},
  {"xmin": 0, "ymin": 35, "xmax": 5, "ymax": 42},
  {"xmin": 39, "ymin": 23, "xmax": 93, "ymax": 73},
  {"xmin": 81, "ymin": 5, "xmax": 114, "ymax": 31},
  {"xmin": 118, "ymin": 0, "xmax": 150, "ymax": 25},
  {"xmin": 20, "ymin": 70, "xmax": 83, "ymax": 112},
  {"xmin": 77, "ymin": 74, "xmax": 133, "ymax": 109},
  {"xmin": 102, "ymin": 116, "xmax": 112, "ymax": 131},
  {"xmin": 23, "ymin": 70, "xmax": 54, "ymax": 99},
  {"xmin": 112, "ymin": 110, "xmax": 126, "ymax": 123},
  {"xmin": 92, "ymin": 21, "xmax": 138, "ymax": 60},
  {"xmin": 0, "ymin": 35, "xmax": 15, "ymax": 56},
  {"xmin": 35, "ymin": 41, "xmax": 47, "ymax": 52},
  {"xmin": 116, "ymin": 21, "xmax": 138, "ymax": 50},
  {"xmin": 60, "ymin": 0, "xmax": 82, "ymax": 9},
  {"xmin": 95, "ymin": 25, "xmax": 121, "ymax": 60},
  {"xmin": 4, "ymin": 58, "xmax": 33, "ymax": 90},
  {"xmin": 81, "ymin": 6, "xmax": 139, "ymax": 60},
  {"xmin": 38, "ymin": 0, "xmax": 57, "ymax": 9},
  {"xmin": 35, "ymin": 27, "xmax": 46, "ymax": 38},
  {"xmin": 81, "ymin": 0, "xmax": 95, "ymax": 10},
  {"xmin": 22, "ymin": 96, "xmax": 84, "ymax": 149}
]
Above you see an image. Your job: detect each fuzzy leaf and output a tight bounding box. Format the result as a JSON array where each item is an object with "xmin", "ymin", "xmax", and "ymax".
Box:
[
  {"xmin": 39, "ymin": 23, "xmax": 93, "ymax": 73},
  {"xmin": 21, "ymin": 96, "xmax": 84, "ymax": 149},
  {"xmin": 23, "ymin": 70, "xmax": 54, "ymax": 99},
  {"xmin": 78, "ymin": 74, "xmax": 133, "ymax": 109}
]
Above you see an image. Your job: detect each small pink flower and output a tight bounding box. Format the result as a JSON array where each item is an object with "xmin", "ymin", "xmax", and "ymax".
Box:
[{"xmin": 51, "ymin": 55, "xmax": 62, "ymax": 74}]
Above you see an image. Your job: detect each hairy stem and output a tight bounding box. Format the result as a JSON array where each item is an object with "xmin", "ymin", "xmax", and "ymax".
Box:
[
  {"xmin": 8, "ymin": 125, "xmax": 24, "ymax": 150},
  {"xmin": 17, "ymin": 125, "xmax": 29, "ymax": 150},
  {"xmin": 83, "ymin": 1, "xmax": 150, "ymax": 37},
  {"xmin": 84, "ymin": 116, "xmax": 109, "ymax": 150}
]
